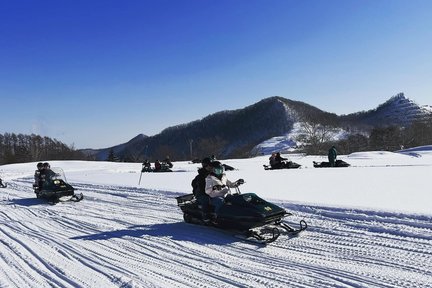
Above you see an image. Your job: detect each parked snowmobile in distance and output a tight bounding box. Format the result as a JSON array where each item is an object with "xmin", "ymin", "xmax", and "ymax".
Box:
[
  {"xmin": 313, "ymin": 159, "xmax": 350, "ymax": 168},
  {"xmin": 141, "ymin": 162, "xmax": 173, "ymax": 173},
  {"xmin": 176, "ymin": 190, "xmax": 307, "ymax": 244},
  {"xmin": 263, "ymin": 161, "xmax": 301, "ymax": 170},
  {"xmin": 33, "ymin": 167, "xmax": 83, "ymax": 203},
  {"xmin": 141, "ymin": 166, "xmax": 153, "ymax": 172}
]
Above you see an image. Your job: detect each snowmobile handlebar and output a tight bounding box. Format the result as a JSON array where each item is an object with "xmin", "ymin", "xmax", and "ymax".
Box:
[
  {"xmin": 213, "ymin": 179, "xmax": 244, "ymax": 191},
  {"xmin": 213, "ymin": 180, "xmax": 244, "ymax": 191},
  {"xmin": 235, "ymin": 179, "xmax": 245, "ymax": 186}
]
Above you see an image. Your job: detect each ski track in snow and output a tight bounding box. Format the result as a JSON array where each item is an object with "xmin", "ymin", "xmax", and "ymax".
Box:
[{"xmin": 1, "ymin": 177, "xmax": 432, "ymax": 288}]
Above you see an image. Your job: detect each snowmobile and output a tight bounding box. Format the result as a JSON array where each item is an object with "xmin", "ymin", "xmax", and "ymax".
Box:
[
  {"xmin": 33, "ymin": 167, "xmax": 83, "ymax": 203},
  {"xmin": 141, "ymin": 166, "xmax": 154, "ymax": 172},
  {"xmin": 313, "ymin": 159, "xmax": 350, "ymax": 168},
  {"xmin": 141, "ymin": 162, "xmax": 173, "ymax": 173},
  {"xmin": 138, "ymin": 162, "xmax": 173, "ymax": 184},
  {"xmin": 263, "ymin": 161, "xmax": 301, "ymax": 170},
  {"xmin": 176, "ymin": 188, "xmax": 307, "ymax": 244}
]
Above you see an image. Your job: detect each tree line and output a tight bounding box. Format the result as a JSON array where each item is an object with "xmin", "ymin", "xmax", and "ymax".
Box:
[
  {"xmin": 2, "ymin": 117, "xmax": 431, "ymax": 165},
  {"xmin": 0, "ymin": 133, "xmax": 87, "ymax": 165},
  {"xmin": 297, "ymin": 119, "xmax": 432, "ymax": 155}
]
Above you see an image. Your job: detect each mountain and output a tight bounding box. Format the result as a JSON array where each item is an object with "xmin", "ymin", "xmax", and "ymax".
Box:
[
  {"xmin": 341, "ymin": 93, "xmax": 432, "ymax": 127},
  {"xmin": 138, "ymin": 97, "xmax": 300, "ymax": 160},
  {"xmin": 84, "ymin": 97, "xmax": 338, "ymax": 160},
  {"xmin": 81, "ymin": 93, "xmax": 432, "ymax": 161},
  {"xmin": 81, "ymin": 134, "xmax": 148, "ymax": 161}
]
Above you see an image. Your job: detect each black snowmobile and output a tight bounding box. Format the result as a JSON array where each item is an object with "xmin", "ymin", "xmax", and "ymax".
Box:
[
  {"xmin": 141, "ymin": 162, "xmax": 173, "ymax": 173},
  {"xmin": 33, "ymin": 167, "xmax": 83, "ymax": 203},
  {"xmin": 176, "ymin": 189, "xmax": 307, "ymax": 244},
  {"xmin": 263, "ymin": 161, "xmax": 301, "ymax": 170},
  {"xmin": 313, "ymin": 159, "xmax": 350, "ymax": 168},
  {"xmin": 141, "ymin": 166, "xmax": 154, "ymax": 172}
]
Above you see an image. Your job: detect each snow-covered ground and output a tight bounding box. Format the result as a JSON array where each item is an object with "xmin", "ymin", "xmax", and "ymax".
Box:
[{"xmin": 1, "ymin": 147, "xmax": 431, "ymax": 287}]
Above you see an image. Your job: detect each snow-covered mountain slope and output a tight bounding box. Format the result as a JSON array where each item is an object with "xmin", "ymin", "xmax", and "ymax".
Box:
[
  {"xmin": 1, "ymin": 149, "xmax": 431, "ymax": 287},
  {"xmin": 85, "ymin": 93, "xmax": 431, "ymax": 161},
  {"xmin": 342, "ymin": 93, "xmax": 432, "ymax": 126}
]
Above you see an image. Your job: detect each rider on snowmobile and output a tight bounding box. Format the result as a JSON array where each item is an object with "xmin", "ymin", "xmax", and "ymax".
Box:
[
  {"xmin": 328, "ymin": 146, "xmax": 337, "ymax": 167},
  {"xmin": 191, "ymin": 157, "xmax": 213, "ymax": 221},
  {"xmin": 33, "ymin": 162, "xmax": 44, "ymax": 191},
  {"xmin": 205, "ymin": 161, "xmax": 244, "ymax": 215},
  {"xmin": 273, "ymin": 152, "xmax": 288, "ymax": 169}
]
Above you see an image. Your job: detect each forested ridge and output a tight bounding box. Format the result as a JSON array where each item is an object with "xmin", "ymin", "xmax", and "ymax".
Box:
[
  {"xmin": 2, "ymin": 95, "xmax": 431, "ymax": 164},
  {"xmin": 0, "ymin": 133, "xmax": 86, "ymax": 165}
]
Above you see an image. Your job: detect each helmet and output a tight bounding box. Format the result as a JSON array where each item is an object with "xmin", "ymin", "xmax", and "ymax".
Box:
[
  {"xmin": 210, "ymin": 161, "xmax": 224, "ymax": 176},
  {"xmin": 37, "ymin": 162, "xmax": 43, "ymax": 169},
  {"xmin": 43, "ymin": 162, "xmax": 50, "ymax": 169}
]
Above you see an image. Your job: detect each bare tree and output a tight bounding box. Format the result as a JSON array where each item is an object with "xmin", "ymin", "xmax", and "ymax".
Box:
[{"xmin": 296, "ymin": 121, "xmax": 338, "ymax": 154}]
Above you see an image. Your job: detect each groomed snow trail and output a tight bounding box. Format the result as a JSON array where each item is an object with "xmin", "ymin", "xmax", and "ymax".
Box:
[{"xmin": 1, "ymin": 177, "xmax": 431, "ymax": 288}]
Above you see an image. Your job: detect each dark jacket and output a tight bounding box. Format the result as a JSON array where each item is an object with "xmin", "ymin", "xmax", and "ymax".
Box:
[
  {"xmin": 191, "ymin": 168, "xmax": 209, "ymax": 197},
  {"xmin": 154, "ymin": 161, "xmax": 161, "ymax": 171},
  {"xmin": 272, "ymin": 154, "xmax": 287, "ymax": 169},
  {"xmin": 328, "ymin": 147, "xmax": 337, "ymax": 161}
]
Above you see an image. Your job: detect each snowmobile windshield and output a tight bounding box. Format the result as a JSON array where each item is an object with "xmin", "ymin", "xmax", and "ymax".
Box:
[{"xmin": 47, "ymin": 167, "xmax": 67, "ymax": 182}]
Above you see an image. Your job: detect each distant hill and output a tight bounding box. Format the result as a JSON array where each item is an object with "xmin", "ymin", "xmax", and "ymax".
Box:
[
  {"xmin": 81, "ymin": 134, "xmax": 148, "ymax": 161},
  {"xmin": 80, "ymin": 93, "xmax": 432, "ymax": 161},
  {"xmin": 341, "ymin": 93, "xmax": 432, "ymax": 127}
]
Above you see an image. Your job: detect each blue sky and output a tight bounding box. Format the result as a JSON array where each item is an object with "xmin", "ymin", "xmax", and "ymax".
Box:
[{"xmin": 1, "ymin": 0, "xmax": 431, "ymax": 149}]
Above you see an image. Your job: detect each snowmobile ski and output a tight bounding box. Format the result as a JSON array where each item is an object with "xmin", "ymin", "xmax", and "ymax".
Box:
[
  {"xmin": 235, "ymin": 219, "xmax": 307, "ymax": 244},
  {"xmin": 59, "ymin": 192, "xmax": 84, "ymax": 203},
  {"xmin": 263, "ymin": 161, "xmax": 301, "ymax": 170},
  {"xmin": 313, "ymin": 159, "xmax": 350, "ymax": 168}
]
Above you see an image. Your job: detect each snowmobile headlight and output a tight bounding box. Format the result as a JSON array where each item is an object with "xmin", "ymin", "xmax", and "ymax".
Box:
[{"xmin": 54, "ymin": 180, "xmax": 60, "ymax": 185}]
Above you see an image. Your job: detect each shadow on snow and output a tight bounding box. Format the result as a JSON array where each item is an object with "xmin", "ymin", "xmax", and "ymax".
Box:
[
  {"xmin": 70, "ymin": 222, "xmax": 238, "ymax": 245},
  {"xmin": 7, "ymin": 197, "xmax": 46, "ymax": 206}
]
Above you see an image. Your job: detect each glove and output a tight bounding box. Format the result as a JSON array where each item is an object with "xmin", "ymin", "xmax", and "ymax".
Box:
[
  {"xmin": 213, "ymin": 185, "xmax": 225, "ymax": 190},
  {"xmin": 235, "ymin": 179, "xmax": 244, "ymax": 186}
]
